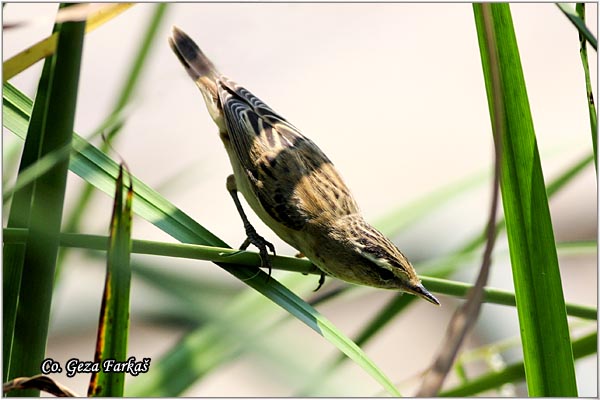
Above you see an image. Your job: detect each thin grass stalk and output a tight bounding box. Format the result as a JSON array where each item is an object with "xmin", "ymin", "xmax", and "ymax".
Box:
[
  {"xmin": 575, "ymin": 3, "xmax": 597, "ymax": 169},
  {"xmin": 4, "ymin": 227, "xmax": 597, "ymax": 321}
]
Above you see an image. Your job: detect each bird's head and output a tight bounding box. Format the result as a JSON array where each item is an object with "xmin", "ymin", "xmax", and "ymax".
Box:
[{"xmin": 334, "ymin": 218, "xmax": 440, "ymax": 305}]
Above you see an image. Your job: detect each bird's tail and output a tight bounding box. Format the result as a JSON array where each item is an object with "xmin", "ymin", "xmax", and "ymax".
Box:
[
  {"xmin": 169, "ymin": 26, "xmax": 225, "ymax": 127},
  {"xmin": 169, "ymin": 26, "xmax": 219, "ymax": 82}
]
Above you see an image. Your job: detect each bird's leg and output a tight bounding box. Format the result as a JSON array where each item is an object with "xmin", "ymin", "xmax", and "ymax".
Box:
[{"xmin": 226, "ymin": 174, "xmax": 276, "ymax": 275}]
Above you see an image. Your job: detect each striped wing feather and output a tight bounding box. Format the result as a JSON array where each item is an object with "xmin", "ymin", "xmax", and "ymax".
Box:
[{"xmin": 217, "ymin": 78, "xmax": 359, "ymax": 231}]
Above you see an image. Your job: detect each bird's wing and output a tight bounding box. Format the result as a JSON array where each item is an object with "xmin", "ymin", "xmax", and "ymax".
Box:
[{"xmin": 217, "ymin": 78, "xmax": 359, "ymax": 230}]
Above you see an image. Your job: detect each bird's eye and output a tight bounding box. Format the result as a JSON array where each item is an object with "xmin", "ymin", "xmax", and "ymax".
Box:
[{"xmin": 378, "ymin": 268, "xmax": 395, "ymax": 281}]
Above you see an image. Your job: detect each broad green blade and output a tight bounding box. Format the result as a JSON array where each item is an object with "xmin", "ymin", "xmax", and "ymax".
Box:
[
  {"xmin": 473, "ymin": 4, "xmax": 577, "ymax": 395},
  {"xmin": 88, "ymin": 166, "xmax": 133, "ymax": 397}
]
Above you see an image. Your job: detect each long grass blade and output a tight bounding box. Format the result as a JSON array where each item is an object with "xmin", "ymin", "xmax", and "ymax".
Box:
[
  {"xmin": 88, "ymin": 166, "xmax": 134, "ymax": 397},
  {"xmin": 473, "ymin": 3, "xmax": 577, "ymax": 395},
  {"xmin": 2, "ymin": 6, "xmax": 85, "ymax": 395}
]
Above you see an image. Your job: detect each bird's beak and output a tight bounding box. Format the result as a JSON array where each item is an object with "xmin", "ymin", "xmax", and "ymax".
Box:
[{"xmin": 409, "ymin": 283, "xmax": 440, "ymax": 306}]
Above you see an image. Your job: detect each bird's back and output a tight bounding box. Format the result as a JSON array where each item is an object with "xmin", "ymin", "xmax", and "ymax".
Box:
[{"xmin": 217, "ymin": 77, "xmax": 361, "ymax": 233}]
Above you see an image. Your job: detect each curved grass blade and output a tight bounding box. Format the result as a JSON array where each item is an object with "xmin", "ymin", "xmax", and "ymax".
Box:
[
  {"xmin": 88, "ymin": 166, "xmax": 133, "ymax": 397},
  {"xmin": 474, "ymin": 3, "xmax": 577, "ymax": 395},
  {"xmin": 2, "ymin": 7, "xmax": 85, "ymax": 394},
  {"xmin": 2, "ymin": 85, "xmax": 402, "ymax": 397},
  {"xmin": 3, "ymin": 82, "xmax": 225, "ymax": 246}
]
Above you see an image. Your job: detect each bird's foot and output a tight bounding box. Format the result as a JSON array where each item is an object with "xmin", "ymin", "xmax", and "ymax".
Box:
[{"xmin": 240, "ymin": 226, "xmax": 276, "ymax": 276}]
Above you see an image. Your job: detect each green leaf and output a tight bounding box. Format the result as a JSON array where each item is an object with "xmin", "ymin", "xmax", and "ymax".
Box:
[
  {"xmin": 88, "ymin": 166, "xmax": 134, "ymax": 397},
  {"xmin": 473, "ymin": 4, "xmax": 577, "ymax": 395},
  {"xmin": 2, "ymin": 6, "xmax": 85, "ymax": 394}
]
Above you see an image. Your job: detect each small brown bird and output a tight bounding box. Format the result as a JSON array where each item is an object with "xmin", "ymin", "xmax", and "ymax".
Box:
[{"xmin": 169, "ymin": 26, "xmax": 439, "ymax": 305}]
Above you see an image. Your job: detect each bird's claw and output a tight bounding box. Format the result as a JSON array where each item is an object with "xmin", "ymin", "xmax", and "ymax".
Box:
[
  {"xmin": 240, "ymin": 227, "xmax": 276, "ymax": 276},
  {"xmin": 314, "ymin": 270, "xmax": 326, "ymax": 292}
]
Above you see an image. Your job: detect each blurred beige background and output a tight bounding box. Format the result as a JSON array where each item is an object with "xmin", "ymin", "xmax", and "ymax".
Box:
[{"xmin": 3, "ymin": 3, "xmax": 597, "ymax": 396}]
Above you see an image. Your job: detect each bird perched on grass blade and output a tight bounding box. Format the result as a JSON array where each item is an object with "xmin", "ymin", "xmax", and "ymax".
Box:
[{"xmin": 169, "ymin": 26, "xmax": 439, "ymax": 305}]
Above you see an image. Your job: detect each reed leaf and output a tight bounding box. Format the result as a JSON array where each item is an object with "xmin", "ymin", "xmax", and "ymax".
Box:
[{"xmin": 473, "ymin": 3, "xmax": 577, "ymax": 395}]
